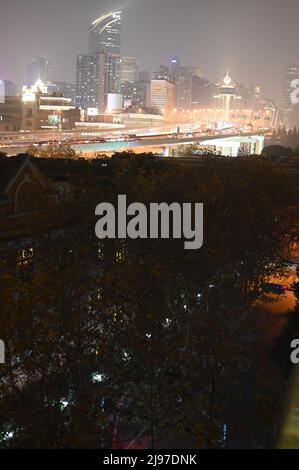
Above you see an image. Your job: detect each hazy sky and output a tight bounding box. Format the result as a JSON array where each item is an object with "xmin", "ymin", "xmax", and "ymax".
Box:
[{"xmin": 1, "ymin": 0, "xmax": 299, "ymax": 104}]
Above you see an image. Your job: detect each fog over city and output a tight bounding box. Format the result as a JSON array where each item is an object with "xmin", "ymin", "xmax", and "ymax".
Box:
[{"xmin": 1, "ymin": 0, "xmax": 299, "ymax": 103}]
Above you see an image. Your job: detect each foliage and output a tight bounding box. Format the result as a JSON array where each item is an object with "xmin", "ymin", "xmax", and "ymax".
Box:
[
  {"xmin": 26, "ymin": 144, "xmax": 79, "ymax": 159},
  {"xmin": 262, "ymin": 145, "xmax": 292, "ymax": 158},
  {"xmin": 0, "ymin": 156, "xmax": 298, "ymax": 448}
]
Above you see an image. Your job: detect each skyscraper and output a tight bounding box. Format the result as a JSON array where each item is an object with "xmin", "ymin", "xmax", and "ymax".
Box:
[
  {"xmin": 170, "ymin": 56, "xmax": 180, "ymax": 74},
  {"xmin": 121, "ymin": 57, "xmax": 138, "ymax": 83},
  {"xmin": 3, "ymin": 80, "xmax": 18, "ymax": 97},
  {"xmin": 76, "ymin": 52, "xmax": 116, "ymax": 112},
  {"xmin": 171, "ymin": 59, "xmax": 204, "ymax": 110},
  {"xmin": 47, "ymin": 82, "xmax": 76, "ymax": 106},
  {"xmin": 153, "ymin": 65, "xmax": 174, "ymax": 82},
  {"xmin": 88, "ymin": 11, "xmax": 122, "ymax": 92},
  {"xmin": 121, "ymin": 81, "xmax": 150, "ymax": 109},
  {"xmin": 27, "ymin": 57, "xmax": 55, "ymax": 86},
  {"xmin": 150, "ymin": 66, "xmax": 174, "ymax": 119}
]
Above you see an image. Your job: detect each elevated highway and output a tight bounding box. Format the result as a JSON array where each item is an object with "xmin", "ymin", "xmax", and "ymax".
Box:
[{"xmin": 70, "ymin": 132, "xmax": 266, "ymax": 157}]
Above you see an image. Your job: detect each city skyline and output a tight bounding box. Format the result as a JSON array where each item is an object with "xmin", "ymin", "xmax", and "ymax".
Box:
[{"xmin": 1, "ymin": 0, "xmax": 299, "ymax": 105}]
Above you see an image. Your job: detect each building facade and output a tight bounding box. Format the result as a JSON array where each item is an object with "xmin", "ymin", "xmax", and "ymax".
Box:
[
  {"xmin": 121, "ymin": 57, "xmax": 138, "ymax": 83},
  {"xmin": 2, "ymin": 81, "xmax": 18, "ymax": 97},
  {"xmin": 22, "ymin": 80, "xmax": 80, "ymax": 131},
  {"xmin": 75, "ymin": 52, "xmax": 117, "ymax": 112},
  {"xmin": 0, "ymin": 96, "xmax": 23, "ymax": 132},
  {"xmin": 121, "ymin": 81, "xmax": 150, "ymax": 109},
  {"xmin": 88, "ymin": 11, "xmax": 122, "ymax": 93},
  {"xmin": 171, "ymin": 59, "xmax": 211, "ymax": 111},
  {"xmin": 47, "ymin": 82, "xmax": 76, "ymax": 106},
  {"xmin": 27, "ymin": 57, "xmax": 55, "ymax": 86},
  {"xmin": 213, "ymin": 70, "xmax": 241, "ymax": 122},
  {"xmin": 150, "ymin": 67, "xmax": 174, "ymax": 120}
]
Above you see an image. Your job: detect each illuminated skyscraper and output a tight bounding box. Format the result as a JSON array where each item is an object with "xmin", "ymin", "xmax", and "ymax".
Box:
[
  {"xmin": 88, "ymin": 11, "xmax": 122, "ymax": 92},
  {"xmin": 76, "ymin": 52, "xmax": 117, "ymax": 112}
]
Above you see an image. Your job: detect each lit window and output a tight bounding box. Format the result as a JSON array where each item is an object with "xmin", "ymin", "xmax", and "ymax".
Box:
[{"xmin": 17, "ymin": 248, "xmax": 34, "ymax": 267}]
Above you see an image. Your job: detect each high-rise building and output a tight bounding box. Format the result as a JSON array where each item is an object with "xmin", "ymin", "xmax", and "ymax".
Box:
[
  {"xmin": 76, "ymin": 52, "xmax": 117, "ymax": 112},
  {"xmin": 88, "ymin": 11, "xmax": 121, "ymax": 92},
  {"xmin": 47, "ymin": 82, "xmax": 76, "ymax": 105},
  {"xmin": 178, "ymin": 66, "xmax": 202, "ymax": 78},
  {"xmin": 153, "ymin": 65, "xmax": 174, "ymax": 82},
  {"xmin": 121, "ymin": 81, "xmax": 150, "ymax": 109},
  {"xmin": 121, "ymin": 57, "xmax": 138, "ymax": 83},
  {"xmin": 150, "ymin": 66, "xmax": 174, "ymax": 119},
  {"xmin": 174, "ymin": 73, "xmax": 192, "ymax": 110},
  {"xmin": 27, "ymin": 57, "xmax": 55, "ymax": 86},
  {"xmin": 138, "ymin": 71, "xmax": 151, "ymax": 82},
  {"xmin": 170, "ymin": 56, "xmax": 180, "ymax": 74},
  {"xmin": 171, "ymin": 59, "xmax": 205, "ymax": 110},
  {"xmin": 3, "ymin": 80, "xmax": 18, "ymax": 97},
  {"xmin": 191, "ymin": 77, "xmax": 213, "ymax": 109},
  {"xmin": 282, "ymin": 64, "xmax": 299, "ymax": 128}
]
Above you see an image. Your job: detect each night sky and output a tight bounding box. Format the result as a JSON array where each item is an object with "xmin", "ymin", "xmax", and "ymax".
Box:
[{"xmin": 1, "ymin": 0, "xmax": 299, "ymax": 104}]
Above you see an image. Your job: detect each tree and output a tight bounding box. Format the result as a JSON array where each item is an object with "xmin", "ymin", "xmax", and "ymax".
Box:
[
  {"xmin": 261, "ymin": 145, "xmax": 292, "ymax": 158},
  {"xmin": 272, "ymin": 279, "xmax": 299, "ymax": 380},
  {"xmin": 26, "ymin": 144, "xmax": 79, "ymax": 159},
  {"xmin": 0, "ymin": 156, "xmax": 298, "ymax": 448}
]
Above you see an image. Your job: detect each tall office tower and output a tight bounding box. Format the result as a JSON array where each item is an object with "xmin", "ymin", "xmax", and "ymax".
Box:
[
  {"xmin": 235, "ymin": 84, "xmax": 261, "ymax": 111},
  {"xmin": 27, "ymin": 57, "xmax": 55, "ymax": 86},
  {"xmin": 47, "ymin": 82, "xmax": 76, "ymax": 105},
  {"xmin": 170, "ymin": 56, "xmax": 180, "ymax": 74},
  {"xmin": 121, "ymin": 70, "xmax": 151, "ymax": 109},
  {"xmin": 47, "ymin": 81, "xmax": 76, "ymax": 105},
  {"xmin": 191, "ymin": 77, "xmax": 213, "ymax": 109},
  {"xmin": 171, "ymin": 58, "xmax": 204, "ymax": 110},
  {"xmin": 76, "ymin": 52, "xmax": 116, "ymax": 112},
  {"xmin": 121, "ymin": 81, "xmax": 150, "ymax": 109},
  {"xmin": 174, "ymin": 71, "xmax": 193, "ymax": 109},
  {"xmin": 88, "ymin": 11, "xmax": 122, "ymax": 92},
  {"xmin": 282, "ymin": 64, "xmax": 299, "ymax": 129},
  {"xmin": 153, "ymin": 65, "xmax": 174, "ymax": 82},
  {"xmin": 138, "ymin": 71, "xmax": 151, "ymax": 82},
  {"xmin": 3, "ymin": 80, "xmax": 18, "ymax": 97},
  {"xmin": 121, "ymin": 57, "xmax": 138, "ymax": 83},
  {"xmin": 150, "ymin": 66, "xmax": 174, "ymax": 119}
]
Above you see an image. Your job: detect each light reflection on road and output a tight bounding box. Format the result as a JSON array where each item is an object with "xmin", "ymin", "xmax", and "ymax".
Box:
[
  {"xmin": 264, "ymin": 266, "xmax": 298, "ymax": 315},
  {"xmin": 259, "ymin": 248, "xmax": 298, "ymax": 345}
]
